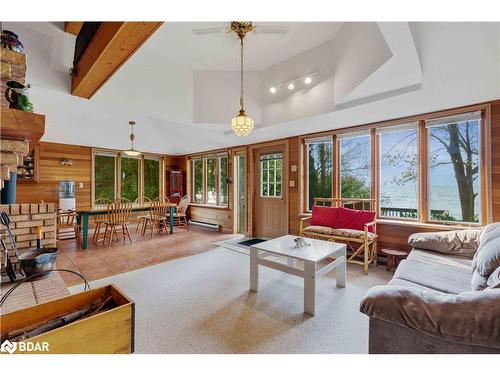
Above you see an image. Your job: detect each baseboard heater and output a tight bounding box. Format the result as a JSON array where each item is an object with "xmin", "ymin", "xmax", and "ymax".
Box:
[{"xmin": 188, "ymin": 220, "xmax": 222, "ymax": 232}]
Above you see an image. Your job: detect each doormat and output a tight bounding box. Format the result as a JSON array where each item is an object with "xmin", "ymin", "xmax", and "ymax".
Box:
[{"xmin": 237, "ymin": 238, "xmax": 268, "ymax": 247}]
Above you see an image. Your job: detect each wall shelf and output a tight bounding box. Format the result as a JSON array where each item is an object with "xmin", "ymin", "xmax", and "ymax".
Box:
[{"xmin": 0, "ymin": 107, "xmax": 45, "ymax": 143}]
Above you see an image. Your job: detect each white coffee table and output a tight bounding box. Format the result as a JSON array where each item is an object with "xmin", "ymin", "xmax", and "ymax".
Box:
[{"xmin": 249, "ymin": 235, "xmax": 346, "ymax": 316}]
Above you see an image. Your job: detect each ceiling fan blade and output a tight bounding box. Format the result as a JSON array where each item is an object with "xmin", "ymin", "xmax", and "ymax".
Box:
[
  {"xmin": 253, "ymin": 26, "xmax": 290, "ymax": 35},
  {"xmin": 192, "ymin": 27, "xmax": 228, "ymax": 35}
]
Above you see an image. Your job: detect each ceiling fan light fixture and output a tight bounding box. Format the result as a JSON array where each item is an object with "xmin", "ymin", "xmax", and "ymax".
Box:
[{"xmin": 231, "ymin": 21, "xmax": 255, "ymax": 137}]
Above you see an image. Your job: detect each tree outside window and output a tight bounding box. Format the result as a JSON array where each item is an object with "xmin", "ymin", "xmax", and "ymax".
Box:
[
  {"xmin": 307, "ymin": 141, "xmax": 333, "ymax": 210},
  {"xmin": 340, "ymin": 135, "xmax": 371, "ymax": 199}
]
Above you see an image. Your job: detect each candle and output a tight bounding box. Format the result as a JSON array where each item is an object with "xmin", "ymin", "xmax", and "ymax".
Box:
[{"xmin": 37, "ymin": 226, "xmax": 43, "ymax": 239}]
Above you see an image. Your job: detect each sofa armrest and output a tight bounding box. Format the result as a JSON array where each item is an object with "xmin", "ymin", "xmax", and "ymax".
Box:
[
  {"xmin": 360, "ymin": 286, "xmax": 500, "ymax": 349},
  {"xmin": 299, "ymin": 216, "xmax": 312, "ymax": 234}
]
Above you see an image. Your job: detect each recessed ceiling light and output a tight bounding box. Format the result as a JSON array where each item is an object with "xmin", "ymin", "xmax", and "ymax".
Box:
[
  {"xmin": 288, "ymin": 82, "xmax": 295, "ymax": 90},
  {"xmin": 269, "ymin": 86, "xmax": 277, "ymax": 94},
  {"xmin": 304, "ymin": 76, "xmax": 312, "ymax": 84}
]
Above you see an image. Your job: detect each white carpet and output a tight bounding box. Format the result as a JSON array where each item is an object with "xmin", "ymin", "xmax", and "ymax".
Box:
[{"xmin": 69, "ymin": 247, "xmax": 392, "ymax": 353}]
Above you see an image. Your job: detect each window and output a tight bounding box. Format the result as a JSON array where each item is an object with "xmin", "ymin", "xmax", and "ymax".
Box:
[
  {"xmin": 143, "ymin": 158, "xmax": 160, "ymax": 200},
  {"xmin": 193, "ymin": 159, "xmax": 203, "ymax": 203},
  {"xmin": 94, "ymin": 154, "xmax": 116, "ymax": 201},
  {"xmin": 191, "ymin": 153, "xmax": 228, "ymax": 206},
  {"xmin": 260, "ymin": 153, "xmax": 282, "ymax": 198},
  {"xmin": 219, "ymin": 156, "xmax": 228, "ymax": 205},
  {"xmin": 120, "ymin": 156, "xmax": 139, "ymax": 201},
  {"xmin": 378, "ymin": 124, "xmax": 419, "ymax": 219},
  {"xmin": 206, "ymin": 157, "xmax": 217, "ymax": 204},
  {"xmin": 93, "ymin": 151, "xmax": 162, "ymax": 204},
  {"xmin": 339, "ymin": 133, "xmax": 371, "ymax": 199},
  {"xmin": 427, "ymin": 111, "xmax": 481, "ymax": 223},
  {"xmin": 306, "ymin": 137, "xmax": 333, "ymax": 210}
]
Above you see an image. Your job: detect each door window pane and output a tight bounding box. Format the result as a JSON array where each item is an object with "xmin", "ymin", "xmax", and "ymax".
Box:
[
  {"xmin": 206, "ymin": 158, "xmax": 217, "ymax": 204},
  {"xmin": 94, "ymin": 154, "xmax": 115, "ymax": 202},
  {"xmin": 193, "ymin": 159, "xmax": 203, "ymax": 203},
  {"xmin": 340, "ymin": 135, "xmax": 371, "ymax": 199},
  {"xmin": 307, "ymin": 141, "xmax": 333, "ymax": 210},
  {"xmin": 144, "ymin": 158, "xmax": 160, "ymax": 200},
  {"xmin": 427, "ymin": 113, "xmax": 481, "ymax": 222},
  {"xmin": 260, "ymin": 153, "xmax": 283, "ymax": 197},
  {"xmin": 219, "ymin": 156, "xmax": 228, "ymax": 205},
  {"xmin": 121, "ymin": 156, "xmax": 139, "ymax": 201}
]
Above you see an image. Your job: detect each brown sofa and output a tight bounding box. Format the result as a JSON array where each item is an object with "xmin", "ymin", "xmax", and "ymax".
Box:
[{"xmin": 360, "ymin": 223, "xmax": 500, "ymax": 354}]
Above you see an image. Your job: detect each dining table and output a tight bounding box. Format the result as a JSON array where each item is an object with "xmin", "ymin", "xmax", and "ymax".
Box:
[{"xmin": 76, "ymin": 203, "xmax": 177, "ymax": 249}]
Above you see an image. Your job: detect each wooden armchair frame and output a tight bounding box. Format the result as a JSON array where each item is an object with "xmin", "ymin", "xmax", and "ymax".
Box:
[{"xmin": 299, "ymin": 215, "xmax": 378, "ymax": 274}]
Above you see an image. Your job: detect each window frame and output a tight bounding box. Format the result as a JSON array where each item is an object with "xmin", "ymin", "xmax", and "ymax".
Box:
[
  {"xmin": 92, "ymin": 149, "xmax": 163, "ymax": 206},
  {"xmin": 305, "ymin": 137, "xmax": 334, "ymax": 210},
  {"xmin": 259, "ymin": 153, "xmax": 283, "ymax": 198},
  {"xmin": 301, "ymin": 104, "xmax": 490, "ymax": 226},
  {"xmin": 190, "ymin": 153, "xmax": 229, "ymax": 207}
]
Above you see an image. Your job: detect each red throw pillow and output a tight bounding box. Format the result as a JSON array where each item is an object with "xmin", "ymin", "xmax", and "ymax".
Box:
[
  {"xmin": 336, "ymin": 207, "xmax": 376, "ymax": 231},
  {"xmin": 311, "ymin": 206, "xmax": 337, "ymax": 227}
]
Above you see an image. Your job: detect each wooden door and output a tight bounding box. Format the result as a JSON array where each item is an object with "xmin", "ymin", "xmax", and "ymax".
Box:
[{"xmin": 253, "ymin": 146, "xmax": 288, "ymax": 238}]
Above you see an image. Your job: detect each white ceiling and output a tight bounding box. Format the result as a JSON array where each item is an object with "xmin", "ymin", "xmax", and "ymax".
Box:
[
  {"xmin": 4, "ymin": 22, "xmax": 499, "ymax": 156},
  {"xmin": 142, "ymin": 22, "xmax": 343, "ymax": 71}
]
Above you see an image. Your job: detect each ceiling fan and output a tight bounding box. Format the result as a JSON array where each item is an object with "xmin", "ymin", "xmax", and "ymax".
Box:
[{"xmin": 192, "ymin": 21, "xmax": 289, "ymax": 36}]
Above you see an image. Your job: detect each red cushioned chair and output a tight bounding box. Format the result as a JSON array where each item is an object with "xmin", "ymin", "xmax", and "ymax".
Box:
[{"xmin": 300, "ymin": 199, "xmax": 378, "ymax": 274}]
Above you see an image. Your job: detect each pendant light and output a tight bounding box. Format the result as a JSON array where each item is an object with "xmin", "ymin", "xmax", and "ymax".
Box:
[
  {"xmin": 231, "ymin": 22, "xmax": 254, "ymax": 137},
  {"xmin": 123, "ymin": 120, "xmax": 141, "ymax": 156}
]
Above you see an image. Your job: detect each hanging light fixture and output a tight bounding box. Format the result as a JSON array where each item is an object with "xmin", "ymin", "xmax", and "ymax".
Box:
[
  {"xmin": 123, "ymin": 120, "xmax": 141, "ymax": 156},
  {"xmin": 231, "ymin": 22, "xmax": 254, "ymax": 137}
]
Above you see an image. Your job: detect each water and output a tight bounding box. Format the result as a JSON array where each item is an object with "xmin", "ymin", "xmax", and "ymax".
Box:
[{"xmin": 381, "ymin": 184, "xmax": 480, "ymax": 220}]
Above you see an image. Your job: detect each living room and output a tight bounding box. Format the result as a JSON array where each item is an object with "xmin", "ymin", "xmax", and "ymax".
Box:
[{"xmin": 1, "ymin": 0, "xmax": 499, "ymax": 371}]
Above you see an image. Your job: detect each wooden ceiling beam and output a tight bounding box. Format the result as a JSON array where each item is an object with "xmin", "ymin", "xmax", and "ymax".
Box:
[
  {"xmin": 71, "ymin": 22, "xmax": 162, "ymax": 99},
  {"xmin": 64, "ymin": 22, "xmax": 84, "ymax": 36}
]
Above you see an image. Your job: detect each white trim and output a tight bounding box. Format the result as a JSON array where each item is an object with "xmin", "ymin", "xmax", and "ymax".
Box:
[{"xmin": 425, "ymin": 111, "xmax": 481, "ymax": 128}]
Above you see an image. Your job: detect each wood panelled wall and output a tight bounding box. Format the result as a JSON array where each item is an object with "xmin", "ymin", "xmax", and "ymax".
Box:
[
  {"xmin": 17, "ymin": 142, "xmax": 92, "ymax": 209},
  {"xmin": 182, "ymin": 100, "xmax": 500, "ymax": 251},
  {"xmin": 490, "ymin": 101, "xmax": 500, "ymax": 221},
  {"xmin": 16, "ymin": 141, "xmax": 181, "ymax": 210}
]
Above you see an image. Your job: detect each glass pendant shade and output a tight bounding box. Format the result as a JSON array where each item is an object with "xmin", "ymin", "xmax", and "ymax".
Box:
[
  {"xmin": 123, "ymin": 149, "xmax": 141, "ymax": 157},
  {"xmin": 231, "ymin": 109, "xmax": 254, "ymax": 137}
]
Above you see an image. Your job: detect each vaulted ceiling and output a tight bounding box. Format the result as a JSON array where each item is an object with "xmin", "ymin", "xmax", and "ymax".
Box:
[{"xmin": 3, "ymin": 22, "xmax": 499, "ymax": 155}]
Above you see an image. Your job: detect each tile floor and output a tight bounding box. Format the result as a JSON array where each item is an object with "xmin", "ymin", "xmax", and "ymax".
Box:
[{"xmin": 56, "ymin": 225, "xmax": 239, "ymax": 286}]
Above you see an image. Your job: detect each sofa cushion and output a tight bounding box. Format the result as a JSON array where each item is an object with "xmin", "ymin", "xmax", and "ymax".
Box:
[
  {"xmin": 303, "ymin": 225, "xmax": 376, "ymax": 240},
  {"xmin": 408, "ymin": 230, "xmax": 480, "ymax": 258},
  {"xmin": 473, "ymin": 223, "xmax": 500, "ymax": 277},
  {"xmin": 471, "ymin": 270, "xmax": 489, "ymax": 291},
  {"xmin": 388, "ymin": 277, "xmax": 441, "ymax": 293},
  {"xmin": 487, "ymin": 266, "xmax": 500, "ymax": 289},
  {"xmin": 394, "ymin": 259, "xmax": 472, "ymax": 294},
  {"xmin": 335, "ymin": 207, "xmax": 376, "ymax": 231},
  {"xmin": 408, "ymin": 249, "xmax": 472, "ymax": 271},
  {"xmin": 310, "ymin": 206, "xmax": 337, "ymax": 227}
]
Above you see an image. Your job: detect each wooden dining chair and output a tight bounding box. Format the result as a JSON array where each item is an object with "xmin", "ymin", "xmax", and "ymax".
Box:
[
  {"xmin": 168, "ymin": 195, "xmax": 190, "ymax": 231},
  {"xmin": 153, "ymin": 195, "xmax": 170, "ymax": 204},
  {"xmin": 57, "ymin": 209, "xmax": 82, "ymax": 247},
  {"xmin": 102, "ymin": 199, "xmax": 133, "ymax": 247},
  {"xmin": 134, "ymin": 196, "xmax": 152, "ymax": 235},
  {"xmin": 92, "ymin": 198, "xmax": 112, "ymax": 244},
  {"xmin": 146, "ymin": 199, "xmax": 169, "ymax": 238}
]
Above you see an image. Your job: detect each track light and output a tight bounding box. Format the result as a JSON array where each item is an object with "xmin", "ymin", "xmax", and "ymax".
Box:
[
  {"xmin": 288, "ymin": 82, "xmax": 295, "ymax": 90},
  {"xmin": 269, "ymin": 86, "xmax": 277, "ymax": 94},
  {"xmin": 304, "ymin": 76, "xmax": 312, "ymax": 84}
]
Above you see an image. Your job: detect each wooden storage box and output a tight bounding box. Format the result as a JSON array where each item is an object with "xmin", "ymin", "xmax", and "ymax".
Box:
[{"xmin": 0, "ymin": 284, "xmax": 134, "ymax": 354}]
